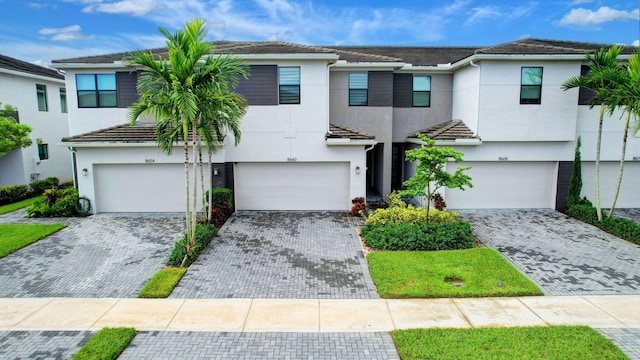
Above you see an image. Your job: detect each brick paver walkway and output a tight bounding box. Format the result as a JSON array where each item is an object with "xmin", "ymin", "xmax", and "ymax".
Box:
[
  {"xmin": 0, "ymin": 331, "xmax": 92, "ymax": 359},
  {"xmin": 171, "ymin": 212, "xmax": 377, "ymax": 299},
  {"xmin": 460, "ymin": 209, "xmax": 640, "ymax": 295},
  {"xmin": 0, "ymin": 213, "xmax": 183, "ymax": 297}
]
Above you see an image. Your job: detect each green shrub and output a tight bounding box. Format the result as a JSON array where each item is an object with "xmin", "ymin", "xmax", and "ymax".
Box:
[
  {"xmin": 167, "ymin": 223, "xmax": 217, "ymax": 267},
  {"xmin": 0, "ymin": 184, "xmax": 31, "ymax": 205},
  {"xmin": 365, "ymin": 204, "xmax": 459, "ymax": 225},
  {"xmin": 566, "ymin": 204, "xmax": 597, "ymax": 224},
  {"xmin": 26, "ymin": 187, "xmax": 79, "ymax": 217},
  {"xmin": 206, "ymin": 187, "xmax": 233, "ymax": 207},
  {"xmin": 600, "ymin": 217, "xmax": 640, "ymax": 245},
  {"xmin": 29, "ymin": 177, "xmax": 59, "ymax": 195},
  {"xmin": 361, "ymin": 220, "xmax": 474, "ymax": 251}
]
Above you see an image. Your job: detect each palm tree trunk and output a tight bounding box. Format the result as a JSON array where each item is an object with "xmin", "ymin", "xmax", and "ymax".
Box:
[
  {"xmin": 191, "ymin": 117, "xmax": 198, "ymax": 239},
  {"xmin": 608, "ymin": 109, "xmax": 631, "ymax": 218},
  {"xmin": 197, "ymin": 135, "xmax": 207, "ymax": 223},
  {"xmin": 208, "ymin": 152, "xmax": 213, "ymax": 222},
  {"xmin": 595, "ymin": 104, "xmax": 605, "ymax": 221},
  {"xmin": 184, "ymin": 140, "xmax": 191, "ymax": 244}
]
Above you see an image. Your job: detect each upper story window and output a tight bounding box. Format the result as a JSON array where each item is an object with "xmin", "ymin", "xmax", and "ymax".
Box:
[
  {"xmin": 349, "ymin": 73, "xmax": 368, "ymax": 106},
  {"xmin": 36, "ymin": 84, "xmax": 48, "ymax": 111},
  {"xmin": 38, "ymin": 143, "xmax": 49, "ymax": 160},
  {"xmin": 520, "ymin": 67, "xmax": 543, "ymax": 104},
  {"xmin": 76, "ymin": 74, "xmax": 117, "ymax": 108},
  {"xmin": 278, "ymin": 67, "xmax": 300, "ymax": 104},
  {"xmin": 60, "ymin": 88, "xmax": 68, "ymax": 113},
  {"xmin": 413, "ymin": 76, "xmax": 431, "ymax": 107},
  {"xmin": 578, "ymin": 65, "xmax": 596, "ymax": 105}
]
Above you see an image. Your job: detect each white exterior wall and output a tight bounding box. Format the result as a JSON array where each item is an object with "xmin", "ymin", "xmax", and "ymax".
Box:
[
  {"xmin": 576, "ymin": 106, "xmax": 640, "ymax": 161},
  {"xmin": 452, "ymin": 65, "xmax": 479, "ymax": 134},
  {"xmin": 0, "ymin": 71, "xmax": 71, "ymax": 186},
  {"xmin": 477, "ymin": 60, "xmax": 579, "ymax": 141}
]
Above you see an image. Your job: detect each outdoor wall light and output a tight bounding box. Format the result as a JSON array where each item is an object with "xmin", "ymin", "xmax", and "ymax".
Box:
[
  {"xmin": 355, "ymin": 166, "xmax": 361, "ymax": 174},
  {"xmin": 213, "ymin": 168, "xmax": 219, "ymax": 176},
  {"xmin": 82, "ymin": 168, "xmax": 88, "ymax": 176}
]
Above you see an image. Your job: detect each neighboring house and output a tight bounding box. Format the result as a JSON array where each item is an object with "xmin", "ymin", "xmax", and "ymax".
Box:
[
  {"xmin": 53, "ymin": 39, "xmax": 640, "ymax": 213},
  {"xmin": 0, "ymin": 54, "xmax": 72, "ymax": 187}
]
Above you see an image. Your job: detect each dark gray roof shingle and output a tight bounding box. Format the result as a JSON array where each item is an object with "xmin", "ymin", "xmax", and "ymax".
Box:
[
  {"xmin": 328, "ymin": 46, "xmax": 480, "ymax": 66},
  {"xmin": 62, "ymin": 123, "xmax": 158, "ymax": 143},
  {"xmin": 0, "ymin": 54, "xmax": 64, "ymax": 80},
  {"xmin": 327, "ymin": 124, "xmax": 375, "ymax": 140},
  {"xmin": 476, "ymin": 38, "xmax": 637, "ymax": 55},
  {"xmin": 409, "ymin": 120, "xmax": 476, "ymax": 141}
]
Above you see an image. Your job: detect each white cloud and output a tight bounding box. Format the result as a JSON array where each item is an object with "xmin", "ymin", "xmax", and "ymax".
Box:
[
  {"xmin": 82, "ymin": 0, "xmax": 164, "ymax": 16},
  {"xmin": 38, "ymin": 25, "xmax": 95, "ymax": 41},
  {"xmin": 465, "ymin": 3, "xmax": 538, "ymax": 27},
  {"xmin": 570, "ymin": 0, "xmax": 592, "ymax": 5},
  {"xmin": 558, "ymin": 6, "xmax": 639, "ymax": 26},
  {"xmin": 633, "ymin": 40, "xmax": 640, "ymax": 47}
]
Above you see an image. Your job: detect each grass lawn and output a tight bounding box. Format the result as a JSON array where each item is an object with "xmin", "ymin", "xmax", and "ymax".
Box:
[
  {"xmin": 138, "ymin": 267, "xmax": 188, "ymax": 298},
  {"xmin": 392, "ymin": 326, "xmax": 628, "ymax": 360},
  {"xmin": 0, "ymin": 196, "xmax": 44, "ymax": 215},
  {"xmin": 72, "ymin": 327, "xmax": 136, "ymax": 360},
  {"xmin": 367, "ymin": 248, "xmax": 542, "ymax": 298},
  {"xmin": 0, "ymin": 223, "xmax": 65, "ymax": 258}
]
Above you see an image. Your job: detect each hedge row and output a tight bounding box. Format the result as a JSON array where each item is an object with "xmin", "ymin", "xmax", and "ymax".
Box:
[
  {"xmin": 360, "ymin": 220, "xmax": 474, "ymax": 251},
  {"xmin": 166, "ymin": 223, "xmax": 217, "ymax": 267},
  {"xmin": 567, "ymin": 205, "xmax": 640, "ymax": 245},
  {"xmin": 0, "ymin": 177, "xmax": 59, "ymax": 205}
]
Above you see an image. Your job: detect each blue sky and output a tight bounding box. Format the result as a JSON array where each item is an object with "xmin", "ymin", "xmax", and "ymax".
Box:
[{"xmin": 0, "ymin": 0, "xmax": 638, "ymax": 67}]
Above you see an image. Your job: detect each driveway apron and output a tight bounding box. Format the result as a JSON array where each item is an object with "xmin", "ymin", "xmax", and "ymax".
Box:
[
  {"xmin": 460, "ymin": 209, "xmax": 640, "ymax": 296},
  {"xmin": 171, "ymin": 212, "xmax": 378, "ymax": 299},
  {"xmin": 0, "ymin": 212, "xmax": 183, "ymax": 297}
]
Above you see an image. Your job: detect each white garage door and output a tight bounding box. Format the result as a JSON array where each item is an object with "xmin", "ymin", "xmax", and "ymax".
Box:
[
  {"xmin": 235, "ymin": 162, "xmax": 350, "ymax": 211},
  {"xmin": 94, "ymin": 164, "xmax": 187, "ymax": 212},
  {"xmin": 581, "ymin": 162, "xmax": 640, "ymax": 208},
  {"xmin": 445, "ymin": 161, "xmax": 556, "ymax": 209}
]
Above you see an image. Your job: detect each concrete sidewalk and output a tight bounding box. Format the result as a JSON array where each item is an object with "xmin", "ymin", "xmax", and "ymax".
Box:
[{"xmin": 2, "ymin": 295, "xmax": 639, "ymax": 332}]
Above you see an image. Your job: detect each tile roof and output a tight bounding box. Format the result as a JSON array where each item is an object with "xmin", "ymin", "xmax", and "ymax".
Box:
[
  {"xmin": 475, "ymin": 38, "xmax": 638, "ymax": 55},
  {"xmin": 327, "ymin": 124, "xmax": 375, "ymax": 140},
  {"xmin": 0, "ymin": 54, "xmax": 64, "ymax": 80},
  {"xmin": 409, "ymin": 120, "xmax": 476, "ymax": 141},
  {"xmin": 328, "ymin": 46, "xmax": 480, "ymax": 66}
]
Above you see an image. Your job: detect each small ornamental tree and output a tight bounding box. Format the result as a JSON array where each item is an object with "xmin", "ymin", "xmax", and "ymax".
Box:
[
  {"xmin": 566, "ymin": 136, "xmax": 583, "ymax": 209},
  {"xmin": 0, "ymin": 103, "xmax": 32, "ymax": 157},
  {"xmin": 399, "ymin": 133, "xmax": 472, "ymax": 223}
]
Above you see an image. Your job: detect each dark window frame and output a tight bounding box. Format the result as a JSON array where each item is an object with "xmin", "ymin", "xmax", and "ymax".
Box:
[
  {"xmin": 412, "ymin": 75, "xmax": 431, "ymax": 107},
  {"xmin": 520, "ymin": 66, "xmax": 543, "ymax": 105},
  {"xmin": 349, "ymin": 72, "xmax": 368, "ymax": 106},
  {"xmin": 36, "ymin": 84, "xmax": 48, "ymax": 111},
  {"xmin": 578, "ymin": 65, "xmax": 596, "ymax": 105},
  {"xmin": 60, "ymin": 87, "xmax": 68, "ymax": 113},
  {"xmin": 76, "ymin": 74, "xmax": 118, "ymax": 108},
  {"xmin": 278, "ymin": 67, "xmax": 300, "ymax": 105},
  {"xmin": 37, "ymin": 143, "xmax": 49, "ymax": 160}
]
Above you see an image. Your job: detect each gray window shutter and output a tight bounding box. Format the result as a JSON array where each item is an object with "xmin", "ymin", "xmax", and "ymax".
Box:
[
  {"xmin": 368, "ymin": 71, "xmax": 393, "ymax": 107},
  {"xmin": 578, "ymin": 65, "xmax": 596, "ymax": 105},
  {"xmin": 116, "ymin": 71, "xmax": 139, "ymax": 108},
  {"xmin": 235, "ymin": 65, "xmax": 278, "ymax": 105},
  {"xmin": 393, "ymin": 73, "xmax": 412, "ymax": 108}
]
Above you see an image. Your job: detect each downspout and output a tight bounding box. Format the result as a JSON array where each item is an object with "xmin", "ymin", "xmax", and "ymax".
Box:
[{"xmin": 469, "ymin": 60, "xmax": 481, "ymax": 138}]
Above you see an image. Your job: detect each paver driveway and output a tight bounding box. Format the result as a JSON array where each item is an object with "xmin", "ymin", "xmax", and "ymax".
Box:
[
  {"xmin": 171, "ymin": 212, "xmax": 378, "ymax": 299},
  {"xmin": 0, "ymin": 212, "xmax": 183, "ymax": 297},
  {"xmin": 459, "ymin": 209, "xmax": 640, "ymax": 296}
]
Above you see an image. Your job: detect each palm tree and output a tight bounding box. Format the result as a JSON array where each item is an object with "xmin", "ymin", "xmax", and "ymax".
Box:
[
  {"xmin": 127, "ymin": 18, "xmax": 247, "ymax": 256},
  {"xmin": 605, "ymin": 50, "xmax": 640, "ymax": 217},
  {"xmin": 561, "ymin": 46, "xmax": 622, "ymax": 221}
]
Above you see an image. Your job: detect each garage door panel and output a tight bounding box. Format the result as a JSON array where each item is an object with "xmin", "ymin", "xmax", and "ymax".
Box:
[
  {"xmin": 235, "ymin": 162, "xmax": 349, "ymax": 211},
  {"xmin": 581, "ymin": 162, "xmax": 640, "ymax": 208},
  {"xmin": 95, "ymin": 164, "xmax": 192, "ymax": 212},
  {"xmin": 446, "ymin": 162, "xmax": 555, "ymax": 209}
]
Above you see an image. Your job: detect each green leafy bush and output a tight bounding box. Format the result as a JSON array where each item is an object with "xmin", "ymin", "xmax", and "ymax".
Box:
[
  {"xmin": 566, "ymin": 204, "xmax": 597, "ymax": 225},
  {"xmin": 206, "ymin": 187, "xmax": 233, "ymax": 207},
  {"xmin": 361, "ymin": 220, "xmax": 474, "ymax": 251},
  {"xmin": 365, "ymin": 204, "xmax": 459, "ymax": 225},
  {"xmin": 600, "ymin": 217, "xmax": 640, "ymax": 245},
  {"xmin": 167, "ymin": 223, "xmax": 217, "ymax": 267},
  {"xmin": 26, "ymin": 187, "xmax": 79, "ymax": 217},
  {"xmin": 0, "ymin": 184, "xmax": 31, "ymax": 205},
  {"xmin": 29, "ymin": 177, "xmax": 59, "ymax": 195}
]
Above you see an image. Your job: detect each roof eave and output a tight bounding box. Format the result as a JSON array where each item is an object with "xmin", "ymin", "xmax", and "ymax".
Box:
[
  {"xmin": 0, "ymin": 67, "xmax": 65, "ymax": 83},
  {"xmin": 449, "ymin": 53, "xmax": 634, "ymax": 70},
  {"xmin": 406, "ymin": 138, "xmax": 482, "ymax": 146},
  {"xmin": 330, "ymin": 61, "xmax": 406, "ymax": 69},
  {"xmin": 325, "ymin": 138, "xmax": 377, "ymax": 146}
]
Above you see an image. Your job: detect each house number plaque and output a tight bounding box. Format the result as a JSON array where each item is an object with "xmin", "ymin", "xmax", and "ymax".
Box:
[{"xmin": 145, "ymin": 159, "xmax": 155, "ymax": 163}]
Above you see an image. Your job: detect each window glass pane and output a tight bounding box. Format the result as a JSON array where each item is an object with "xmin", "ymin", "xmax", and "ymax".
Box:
[
  {"xmin": 279, "ymin": 85, "xmax": 300, "ymax": 104},
  {"xmin": 349, "ymin": 89, "xmax": 368, "ymax": 106},
  {"xmin": 521, "ymin": 85, "xmax": 541, "ymax": 100},
  {"xmin": 279, "ymin": 67, "xmax": 300, "ymax": 85},
  {"xmin": 36, "ymin": 84, "xmax": 47, "ymax": 111},
  {"xmin": 38, "ymin": 144, "xmax": 49, "ymax": 160},
  {"xmin": 413, "ymin": 76, "xmax": 431, "ymax": 91},
  {"xmin": 521, "ymin": 67, "xmax": 542, "ymax": 85},
  {"xmin": 99, "ymin": 91, "xmax": 117, "ymax": 107},
  {"xmin": 76, "ymin": 74, "xmax": 96, "ymax": 90},
  {"xmin": 413, "ymin": 92, "xmax": 430, "ymax": 107},
  {"xmin": 78, "ymin": 91, "xmax": 97, "ymax": 107},
  {"xmin": 349, "ymin": 73, "xmax": 368, "ymax": 89},
  {"xmin": 60, "ymin": 88, "xmax": 67, "ymax": 113},
  {"xmin": 97, "ymin": 74, "xmax": 116, "ymax": 90}
]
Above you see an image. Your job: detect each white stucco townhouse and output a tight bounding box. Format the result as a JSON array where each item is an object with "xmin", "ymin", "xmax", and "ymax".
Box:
[
  {"xmin": 0, "ymin": 54, "xmax": 72, "ymax": 187},
  {"xmin": 52, "ymin": 39, "xmax": 640, "ymax": 213}
]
